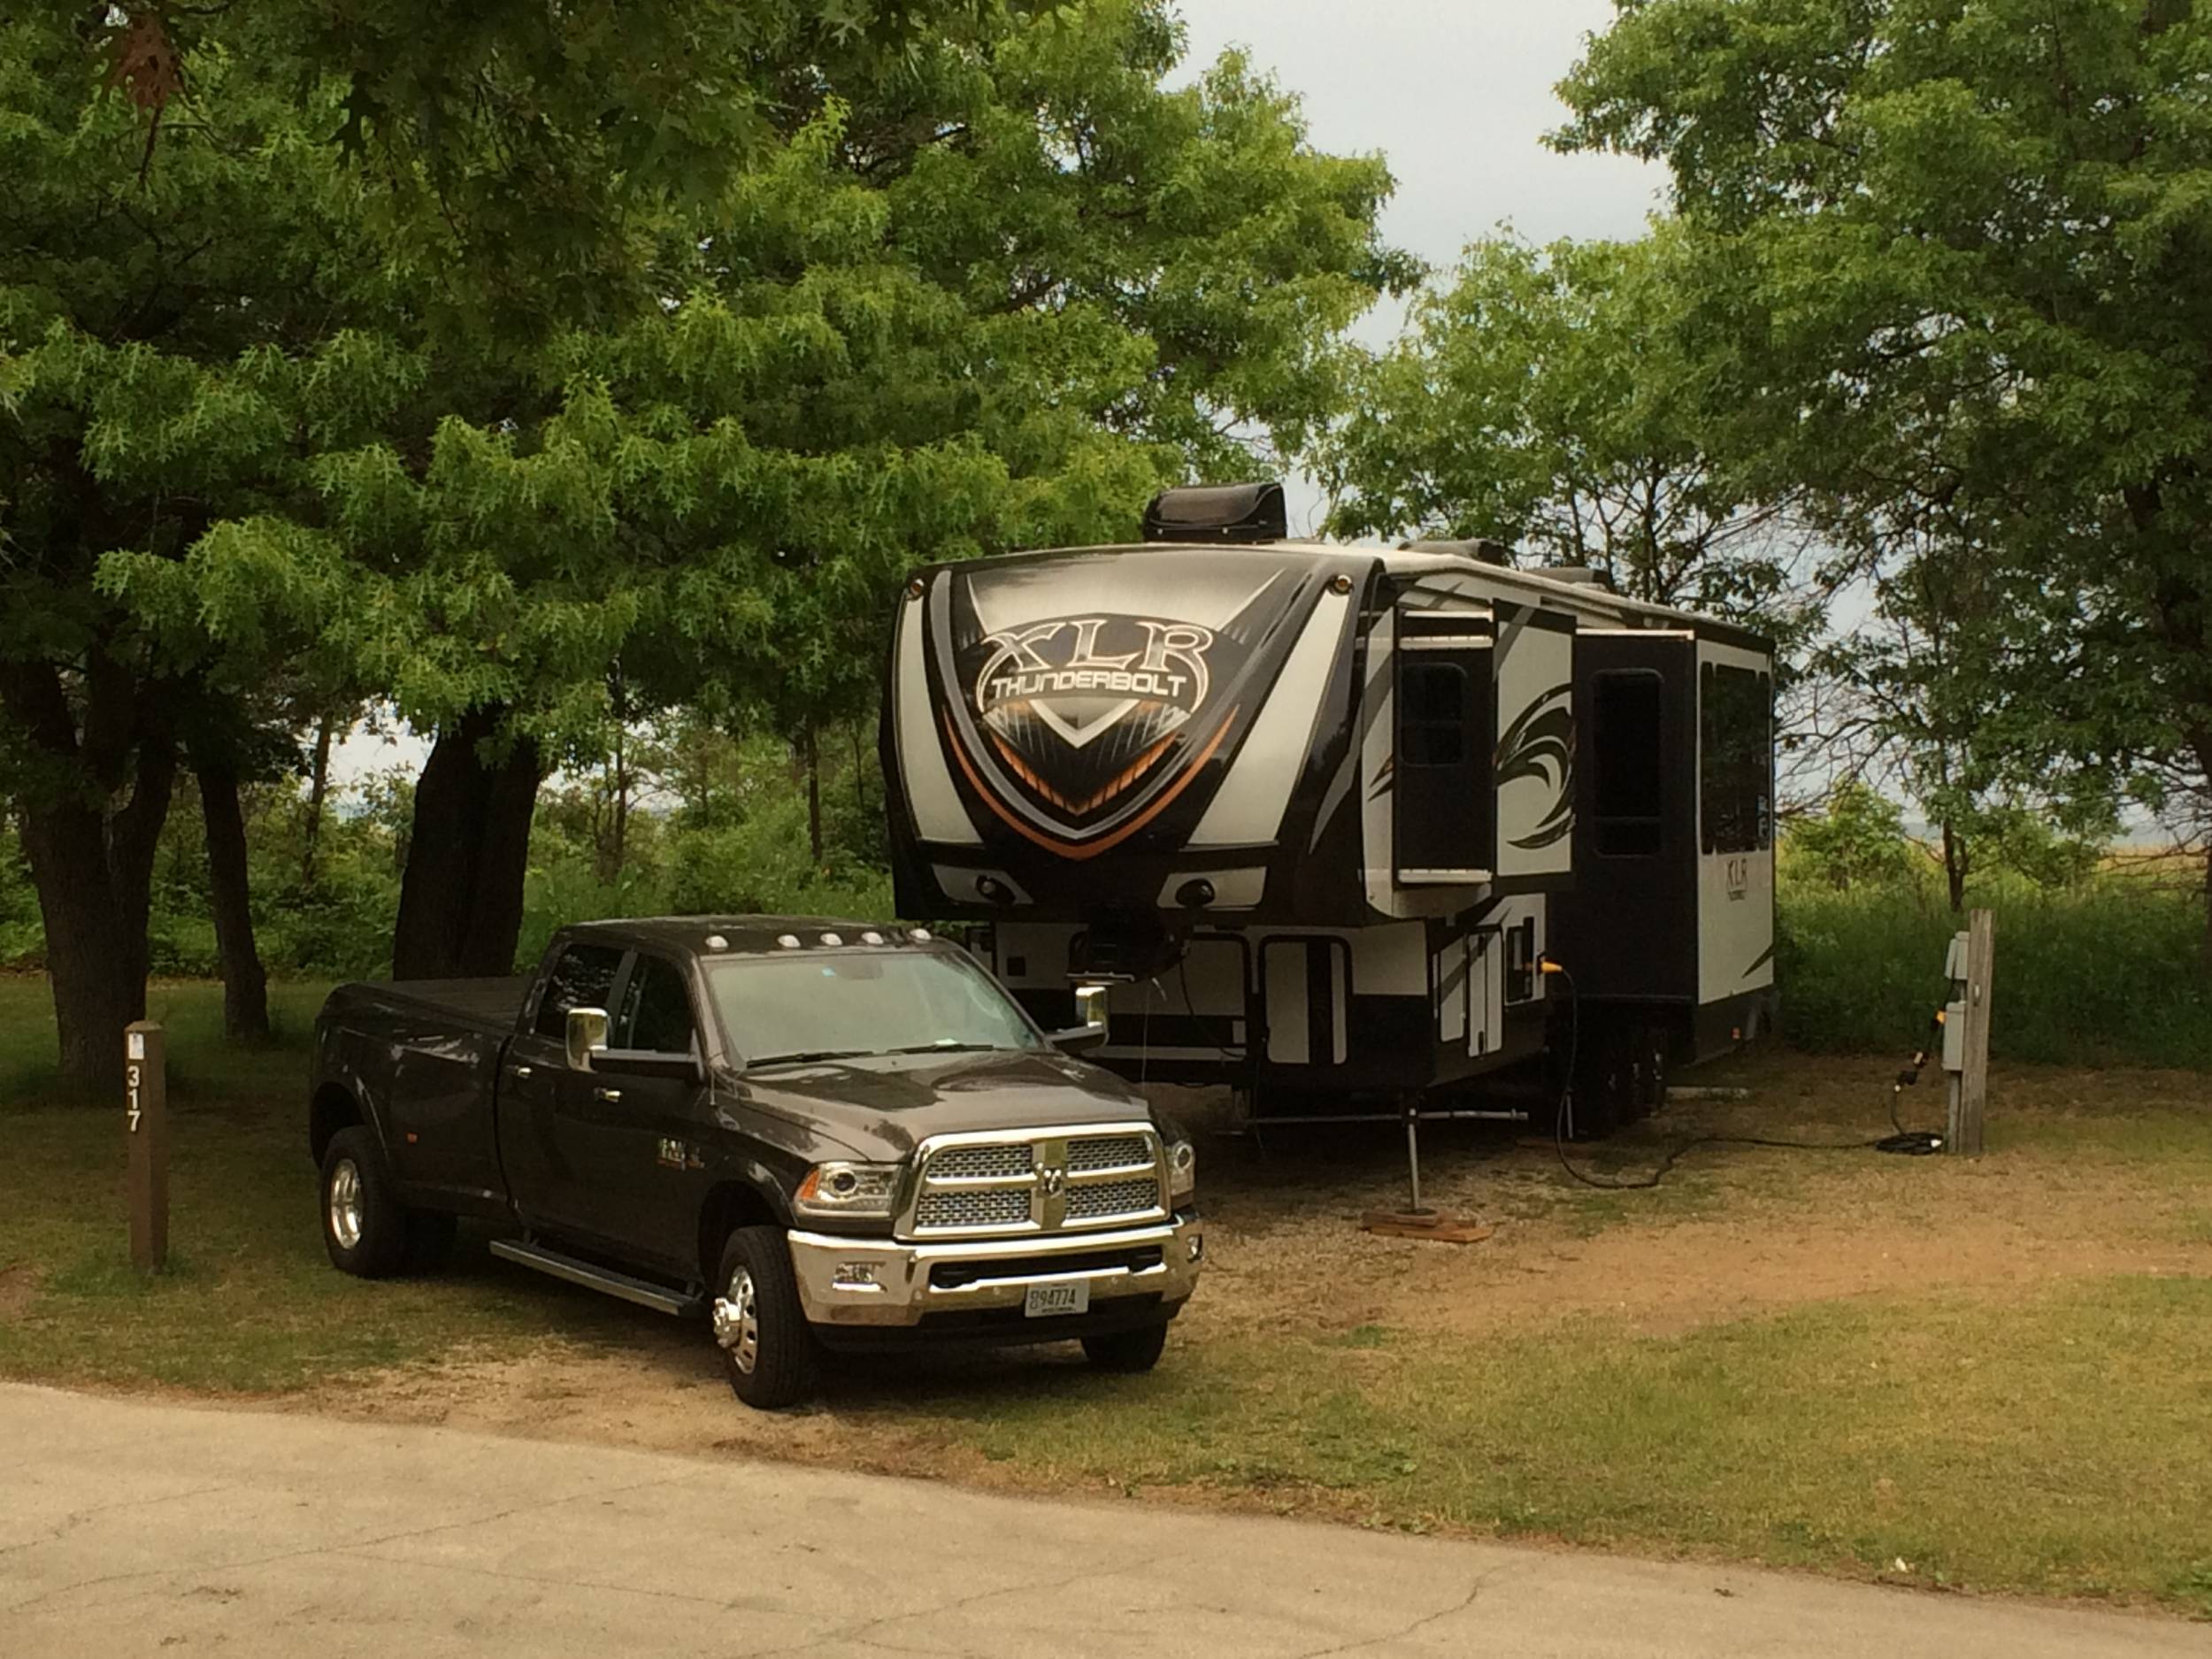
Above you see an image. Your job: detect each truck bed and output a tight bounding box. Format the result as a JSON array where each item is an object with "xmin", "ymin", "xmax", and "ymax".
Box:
[{"xmin": 340, "ymin": 975, "xmax": 531, "ymax": 1033}]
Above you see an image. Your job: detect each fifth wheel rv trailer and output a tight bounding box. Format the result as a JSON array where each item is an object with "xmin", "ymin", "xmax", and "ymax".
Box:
[{"xmin": 881, "ymin": 482, "xmax": 1776, "ymax": 1137}]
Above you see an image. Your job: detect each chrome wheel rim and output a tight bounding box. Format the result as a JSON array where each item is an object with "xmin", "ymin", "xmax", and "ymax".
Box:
[
  {"xmin": 712, "ymin": 1266, "xmax": 760, "ymax": 1374},
  {"xmin": 328, "ymin": 1159, "xmax": 364, "ymax": 1251}
]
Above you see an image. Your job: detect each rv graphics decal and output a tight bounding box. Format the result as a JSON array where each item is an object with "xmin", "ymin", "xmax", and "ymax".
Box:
[
  {"xmin": 936, "ymin": 555, "xmax": 1315, "ymax": 856},
  {"xmin": 1496, "ymin": 682, "xmax": 1574, "ymax": 850},
  {"xmin": 973, "ymin": 617, "xmax": 1215, "ymax": 751}
]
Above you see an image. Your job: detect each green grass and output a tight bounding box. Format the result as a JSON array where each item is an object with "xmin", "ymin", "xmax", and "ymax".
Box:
[
  {"xmin": 4, "ymin": 977, "xmax": 2211, "ymax": 1613},
  {"xmin": 0, "ymin": 976, "xmax": 623, "ymax": 1390},
  {"xmin": 1778, "ymin": 877, "xmax": 2212, "ymax": 1066},
  {"xmin": 911, "ymin": 1276, "xmax": 2212, "ymax": 1606}
]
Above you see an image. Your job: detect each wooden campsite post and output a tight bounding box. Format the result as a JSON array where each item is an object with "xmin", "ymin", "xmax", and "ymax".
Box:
[
  {"xmin": 125, "ymin": 1022, "xmax": 169, "ymax": 1271},
  {"xmin": 1947, "ymin": 910, "xmax": 1993, "ymax": 1157}
]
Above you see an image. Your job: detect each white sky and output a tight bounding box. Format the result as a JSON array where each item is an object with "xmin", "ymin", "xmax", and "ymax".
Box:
[
  {"xmin": 1180, "ymin": 0, "xmax": 1659, "ymax": 284},
  {"xmin": 332, "ymin": 1, "xmax": 1656, "ymax": 789}
]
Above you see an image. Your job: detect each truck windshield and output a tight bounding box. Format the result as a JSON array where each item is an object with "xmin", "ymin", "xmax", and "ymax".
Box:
[{"xmin": 708, "ymin": 950, "xmax": 1041, "ymax": 1065}]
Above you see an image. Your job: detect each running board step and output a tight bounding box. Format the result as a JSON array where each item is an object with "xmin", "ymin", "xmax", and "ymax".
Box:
[{"xmin": 489, "ymin": 1239, "xmax": 704, "ymax": 1317}]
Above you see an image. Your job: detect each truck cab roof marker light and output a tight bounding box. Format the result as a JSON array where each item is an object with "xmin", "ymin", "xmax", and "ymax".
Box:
[
  {"xmin": 704, "ymin": 934, "xmax": 728, "ymax": 951},
  {"xmin": 777, "ymin": 933, "xmax": 802, "ymax": 949},
  {"xmin": 861, "ymin": 931, "xmax": 885, "ymax": 945},
  {"xmin": 820, "ymin": 933, "xmax": 843, "ymax": 947}
]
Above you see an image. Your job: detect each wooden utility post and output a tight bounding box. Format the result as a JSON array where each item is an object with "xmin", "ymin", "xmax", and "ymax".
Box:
[
  {"xmin": 125, "ymin": 1021, "xmax": 169, "ymax": 1271},
  {"xmin": 1947, "ymin": 910, "xmax": 1994, "ymax": 1157}
]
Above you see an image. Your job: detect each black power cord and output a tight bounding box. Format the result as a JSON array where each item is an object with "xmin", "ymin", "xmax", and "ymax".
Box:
[{"xmin": 1542, "ymin": 958, "xmax": 1939, "ymax": 1192}]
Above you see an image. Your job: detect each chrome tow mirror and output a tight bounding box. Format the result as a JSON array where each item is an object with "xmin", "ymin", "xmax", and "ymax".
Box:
[{"xmin": 565, "ymin": 1006, "xmax": 610, "ymax": 1071}]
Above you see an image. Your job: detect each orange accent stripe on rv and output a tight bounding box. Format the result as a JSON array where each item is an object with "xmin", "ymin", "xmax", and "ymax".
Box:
[
  {"xmin": 987, "ymin": 729, "xmax": 1179, "ymax": 817},
  {"xmin": 945, "ymin": 708, "xmax": 1238, "ymax": 862}
]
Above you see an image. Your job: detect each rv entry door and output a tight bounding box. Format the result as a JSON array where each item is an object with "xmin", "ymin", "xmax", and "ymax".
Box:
[{"xmin": 1393, "ymin": 608, "xmax": 1496, "ymax": 884}]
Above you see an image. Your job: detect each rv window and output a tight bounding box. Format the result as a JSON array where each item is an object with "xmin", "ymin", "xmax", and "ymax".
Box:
[
  {"xmin": 1701, "ymin": 664, "xmax": 1772, "ymax": 855},
  {"xmin": 1401, "ymin": 662, "xmax": 1468, "ymax": 767},
  {"xmin": 1593, "ymin": 671, "xmax": 1663, "ymax": 856}
]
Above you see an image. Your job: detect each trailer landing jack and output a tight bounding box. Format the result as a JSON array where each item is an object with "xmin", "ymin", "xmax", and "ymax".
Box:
[{"xmin": 1357, "ymin": 1095, "xmax": 1498, "ymax": 1245}]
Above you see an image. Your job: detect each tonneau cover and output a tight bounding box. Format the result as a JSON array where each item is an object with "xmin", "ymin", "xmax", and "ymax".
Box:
[{"xmin": 352, "ymin": 976, "xmax": 530, "ymax": 1033}]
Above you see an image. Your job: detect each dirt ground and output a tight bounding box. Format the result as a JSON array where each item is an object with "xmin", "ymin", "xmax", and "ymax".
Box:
[{"xmin": 296, "ymin": 1049, "xmax": 2212, "ymax": 1477}]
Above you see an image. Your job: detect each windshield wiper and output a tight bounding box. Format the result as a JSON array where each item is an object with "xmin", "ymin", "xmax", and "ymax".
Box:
[
  {"xmin": 747, "ymin": 1048, "xmax": 869, "ymax": 1068},
  {"xmin": 883, "ymin": 1041, "xmax": 1019, "ymax": 1056}
]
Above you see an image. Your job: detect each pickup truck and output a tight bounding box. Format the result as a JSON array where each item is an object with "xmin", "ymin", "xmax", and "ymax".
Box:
[{"xmin": 307, "ymin": 916, "xmax": 1202, "ymax": 1408}]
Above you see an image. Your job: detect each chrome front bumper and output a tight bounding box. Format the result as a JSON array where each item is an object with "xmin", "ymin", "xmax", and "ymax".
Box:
[{"xmin": 786, "ymin": 1214, "xmax": 1204, "ymax": 1329}]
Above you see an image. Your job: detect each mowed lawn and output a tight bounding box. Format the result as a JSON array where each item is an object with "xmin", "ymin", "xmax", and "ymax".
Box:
[{"xmin": 3, "ymin": 975, "xmax": 2210, "ymax": 1616}]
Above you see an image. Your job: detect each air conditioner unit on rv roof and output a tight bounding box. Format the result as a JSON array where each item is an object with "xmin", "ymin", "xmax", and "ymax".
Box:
[{"xmin": 1141, "ymin": 481, "xmax": 1287, "ymax": 544}]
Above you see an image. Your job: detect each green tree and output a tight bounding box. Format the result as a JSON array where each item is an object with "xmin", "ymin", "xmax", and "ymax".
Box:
[
  {"xmin": 113, "ymin": 2, "xmax": 1411, "ymax": 978},
  {"xmin": 1785, "ymin": 781, "xmax": 1917, "ymax": 894},
  {"xmin": 2, "ymin": 1, "xmax": 929, "ymax": 1088},
  {"xmin": 1557, "ymin": 0, "xmax": 2212, "ymax": 960},
  {"xmin": 1323, "ymin": 229, "xmax": 1815, "ymax": 634}
]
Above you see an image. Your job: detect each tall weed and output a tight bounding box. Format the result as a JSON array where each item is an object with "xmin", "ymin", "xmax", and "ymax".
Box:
[{"xmin": 1779, "ymin": 872, "xmax": 2212, "ymax": 1067}]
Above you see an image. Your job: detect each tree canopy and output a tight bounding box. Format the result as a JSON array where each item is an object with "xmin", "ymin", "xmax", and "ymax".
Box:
[
  {"xmin": 1557, "ymin": 0, "xmax": 2212, "ymax": 943},
  {"xmin": 2, "ymin": 0, "xmax": 1409, "ymax": 1081}
]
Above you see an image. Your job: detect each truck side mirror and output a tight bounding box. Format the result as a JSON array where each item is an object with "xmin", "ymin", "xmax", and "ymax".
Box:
[
  {"xmin": 566, "ymin": 1006, "xmax": 610, "ymax": 1071},
  {"xmin": 1048, "ymin": 982, "xmax": 1110, "ymax": 1056}
]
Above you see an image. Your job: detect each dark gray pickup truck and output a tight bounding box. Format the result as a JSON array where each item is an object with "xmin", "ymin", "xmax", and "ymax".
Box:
[{"xmin": 308, "ymin": 916, "xmax": 1202, "ymax": 1407}]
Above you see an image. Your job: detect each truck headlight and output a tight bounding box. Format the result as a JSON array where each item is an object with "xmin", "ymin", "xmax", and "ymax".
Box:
[
  {"xmin": 794, "ymin": 1161, "xmax": 901, "ymax": 1219},
  {"xmin": 1167, "ymin": 1139, "xmax": 1196, "ymax": 1202}
]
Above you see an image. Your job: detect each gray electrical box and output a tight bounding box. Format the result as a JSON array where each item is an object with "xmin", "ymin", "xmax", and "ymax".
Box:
[
  {"xmin": 1944, "ymin": 932, "xmax": 1970, "ymax": 983},
  {"xmin": 1941, "ymin": 1000, "xmax": 1966, "ymax": 1071}
]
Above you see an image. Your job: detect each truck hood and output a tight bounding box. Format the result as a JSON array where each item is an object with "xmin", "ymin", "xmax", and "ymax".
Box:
[{"xmin": 736, "ymin": 1048, "xmax": 1153, "ymax": 1164}]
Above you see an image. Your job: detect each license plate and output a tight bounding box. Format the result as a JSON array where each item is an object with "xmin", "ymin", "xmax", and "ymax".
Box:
[{"xmin": 1024, "ymin": 1280, "xmax": 1091, "ymax": 1318}]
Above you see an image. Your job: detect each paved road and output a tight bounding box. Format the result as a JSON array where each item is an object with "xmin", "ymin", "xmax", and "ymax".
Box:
[{"xmin": 2, "ymin": 1384, "xmax": 2203, "ymax": 1658}]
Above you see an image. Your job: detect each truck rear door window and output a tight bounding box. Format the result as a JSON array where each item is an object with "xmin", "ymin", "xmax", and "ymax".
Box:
[
  {"xmin": 616, "ymin": 955, "xmax": 696, "ymax": 1055},
  {"xmin": 534, "ymin": 942, "xmax": 625, "ymax": 1039}
]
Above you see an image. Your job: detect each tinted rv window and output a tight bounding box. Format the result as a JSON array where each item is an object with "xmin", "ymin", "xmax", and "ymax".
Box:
[
  {"xmin": 1701, "ymin": 664, "xmax": 1772, "ymax": 855},
  {"xmin": 1401, "ymin": 662, "xmax": 1468, "ymax": 767},
  {"xmin": 1593, "ymin": 671, "xmax": 1663, "ymax": 856}
]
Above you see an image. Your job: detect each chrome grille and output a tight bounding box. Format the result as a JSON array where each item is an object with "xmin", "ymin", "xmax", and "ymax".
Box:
[
  {"xmin": 917, "ymin": 1188, "xmax": 1033, "ymax": 1230},
  {"xmin": 903, "ymin": 1124, "xmax": 1167, "ymax": 1240},
  {"xmin": 1068, "ymin": 1133, "xmax": 1150, "ymax": 1172},
  {"xmin": 1065, "ymin": 1178, "xmax": 1160, "ymax": 1220},
  {"xmin": 927, "ymin": 1143, "xmax": 1033, "ymax": 1181}
]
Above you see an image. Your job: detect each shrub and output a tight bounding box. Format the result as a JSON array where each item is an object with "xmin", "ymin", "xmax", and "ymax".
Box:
[{"xmin": 1778, "ymin": 873, "xmax": 2212, "ymax": 1067}]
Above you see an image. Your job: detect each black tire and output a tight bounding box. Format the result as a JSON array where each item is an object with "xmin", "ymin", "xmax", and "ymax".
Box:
[
  {"xmin": 711, "ymin": 1225, "xmax": 819, "ymax": 1409},
  {"xmin": 1082, "ymin": 1320, "xmax": 1169, "ymax": 1373},
  {"xmin": 403, "ymin": 1209, "xmax": 458, "ymax": 1272},
  {"xmin": 320, "ymin": 1126, "xmax": 407, "ymax": 1279}
]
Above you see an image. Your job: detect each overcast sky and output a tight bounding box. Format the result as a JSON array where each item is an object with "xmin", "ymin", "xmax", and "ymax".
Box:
[
  {"xmin": 330, "ymin": 2, "xmax": 1658, "ymax": 787},
  {"xmin": 1179, "ymin": 0, "xmax": 1661, "ymax": 284}
]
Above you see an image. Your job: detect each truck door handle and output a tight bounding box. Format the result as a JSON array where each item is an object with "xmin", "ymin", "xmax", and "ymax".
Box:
[
  {"xmin": 511, "ymin": 1064, "xmax": 534, "ymax": 1079},
  {"xmin": 593, "ymin": 1086, "xmax": 622, "ymax": 1102}
]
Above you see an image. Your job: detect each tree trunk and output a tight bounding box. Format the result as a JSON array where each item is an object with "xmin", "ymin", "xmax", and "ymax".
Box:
[
  {"xmin": 596, "ymin": 721, "xmax": 629, "ymax": 884},
  {"xmin": 1940, "ymin": 818, "xmax": 1967, "ymax": 913},
  {"xmin": 194, "ymin": 748, "xmax": 271, "ymax": 1041},
  {"xmin": 3, "ymin": 657, "xmax": 176, "ymax": 1098},
  {"xmin": 301, "ymin": 712, "xmax": 333, "ymax": 887},
  {"xmin": 803, "ymin": 719, "xmax": 824, "ymax": 864},
  {"xmin": 390, "ymin": 707, "xmax": 543, "ymax": 979},
  {"xmin": 13, "ymin": 745, "xmax": 175, "ymax": 1099}
]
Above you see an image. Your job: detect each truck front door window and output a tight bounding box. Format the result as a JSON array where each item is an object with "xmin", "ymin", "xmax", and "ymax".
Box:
[
  {"xmin": 534, "ymin": 943, "xmax": 625, "ymax": 1041},
  {"xmin": 710, "ymin": 953, "xmax": 1040, "ymax": 1064}
]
